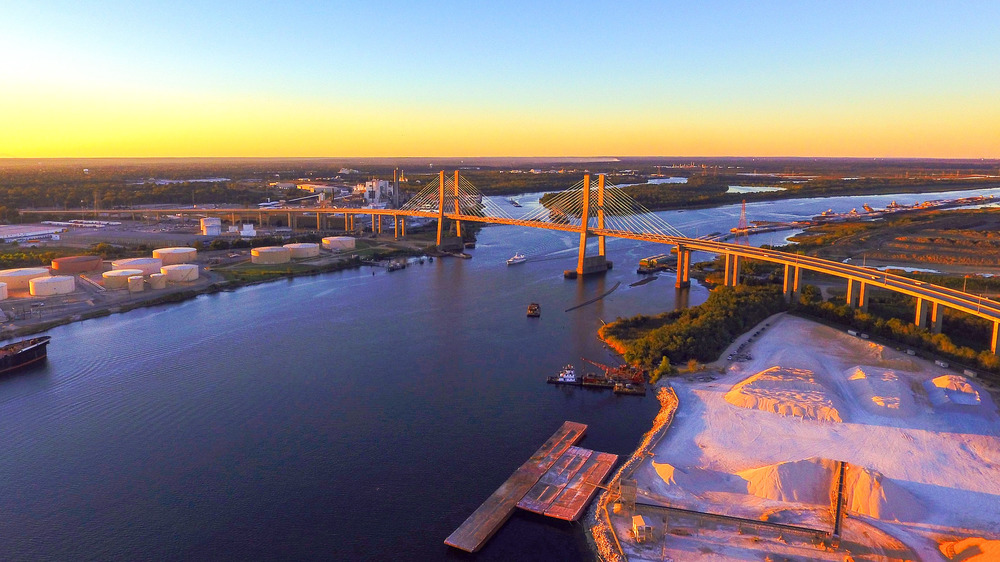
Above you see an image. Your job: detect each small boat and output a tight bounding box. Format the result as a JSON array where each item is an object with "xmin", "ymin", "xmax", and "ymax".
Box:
[
  {"xmin": 547, "ymin": 365, "xmax": 581, "ymax": 385},
  {"xmin": 526, "ymin": 303, "xmax": 540, "ymax": 317},
  {"xmin": 509, "ymin": 198, "xmax": 522, "ymax": 207},
  {"xmin": 507, "ymin": 253, "xmax": 526, "ymax": 265},
  {"xmin": 0, "ymin": 335, "xmax": 51, "ymax": 375}
]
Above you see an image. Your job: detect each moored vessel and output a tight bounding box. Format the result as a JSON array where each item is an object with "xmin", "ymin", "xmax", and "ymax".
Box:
[
  {"xmin": 613, "ymin": 381, "xmax": 647, "ymax": 395},
  {"xmin": 526, "ymin": 302, "xmax": 540, "ymax": 317},
  {"xmin": 0, "ymin": 335, "xmax": 51, "ymax": 375},
  {"xmin": 546, "ymin": 365, "xmax": 581, "ymax": 385}
]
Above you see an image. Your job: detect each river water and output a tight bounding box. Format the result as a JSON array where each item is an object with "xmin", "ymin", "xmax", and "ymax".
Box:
[{"xmin": 2, "ymin": 185, "xmax": 998, "ymax": 560}]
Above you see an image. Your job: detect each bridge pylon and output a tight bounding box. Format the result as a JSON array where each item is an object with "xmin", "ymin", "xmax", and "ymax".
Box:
[{"xmin": 571, "ymin": 174, "xmax": 610, "ymax": 278}]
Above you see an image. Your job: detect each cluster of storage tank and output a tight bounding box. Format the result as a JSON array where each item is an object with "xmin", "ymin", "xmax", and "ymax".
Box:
[
  {"xmin": 0, "ymin": 246, "xmax": 203, "ymax": 301},
  {"xmin": 250, "ymin": 242, "xmax": 323, "ymax": 264},
  {"xmin": 102, "ymin": 248, "xmax": 200, "ymax": 291}
]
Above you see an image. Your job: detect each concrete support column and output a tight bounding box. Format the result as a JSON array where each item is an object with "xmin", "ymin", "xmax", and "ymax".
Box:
[
  {"xmin": 394, "ymin": 215, "xmax": 400, "ymax": 239},
  {"xmin": 731, "ymin": 255, "xmax": 741, "ymax": 286},
  {"xmin": 846, "ymin": 278, "xmax": 859, "ymax": 308},
  {"xmin": 436, "ymin": 170, "xmax": 446, "ymax": 246},
  {"xmin": 725, "ymin": 254, "xmax": 734, "ymax": 287},
  {"xmin": 576, "ymin": 174, "xmax": 592, "ymax": 275},
  {"xmin": 371, "ymin": 213, "xmax": 376, "ymax": 233},
  {"xmin": 783, "ymin": 264, "xmax": 795, "ymax": 301},
  {"xmin": 377, "ymin": 214, "xmax": 382, "ymax": 234},
  {"xmin": 675, "ymin": 247, "xmax": 690, "ymax": 288},
  {"xmin": 930, "ymin": 302, "xmax": 944, "ymax": 334},
  {"xmin": 288, "ymin": 212, "xmax": 293, "ymax": 230},
  {"xmin": 401, "ymin": 217, "xmax": 406, "ymax": 237},
  {"xmin": 915, "ymin": 297, "xmax": 929, "ymax": 329},
  {"xmin": 597, "ymin": 174, "xmax": 606, "ymax": 257},
  {"xmin": 858, "ymin": 282, "xmax": 869, "ymax": 312},
  {"xmin": 992, "ymin": 321, "xmax": 1000, "ymax": 355}
]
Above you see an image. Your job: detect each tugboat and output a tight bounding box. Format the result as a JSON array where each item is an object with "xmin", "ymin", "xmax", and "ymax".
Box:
[
  {"xmin": 547, "ymin": 365, "xmax": 581, "ymax": 385},
  {"xmin": 507, "ymin": 253, "xmax": 526, "ymax": 265},
  {"xmin": 526, "ymin": 303, "xmax": 540, "ymax": 317},
  {"xmin": 0, "ymin": 335, "xmax": 51, "ymax": 375}
]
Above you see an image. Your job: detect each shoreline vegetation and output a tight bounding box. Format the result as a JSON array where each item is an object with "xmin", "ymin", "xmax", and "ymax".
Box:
[{"xmin": 599, "ymin": 284, "xmax": 788, "ymax": 383}]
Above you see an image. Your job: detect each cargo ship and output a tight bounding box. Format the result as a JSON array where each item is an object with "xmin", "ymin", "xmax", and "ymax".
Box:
[{"xmin": 0, "ymin": 336, "xmax": 51, "ymax": 375}]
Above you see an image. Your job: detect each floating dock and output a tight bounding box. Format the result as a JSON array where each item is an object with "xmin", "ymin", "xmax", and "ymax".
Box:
[
  {"xmin": 444, "ymin": 421, "xmax": 617, "ymax": 553},
  {"xmin": 518, "ymin": 445, "xmax": 618, "ymax": 521}
]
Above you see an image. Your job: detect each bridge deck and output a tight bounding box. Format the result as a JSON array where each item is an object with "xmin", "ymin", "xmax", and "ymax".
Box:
[{"xmin": 444, "ymin": 421, "xmax": 586, "ymax": 553}]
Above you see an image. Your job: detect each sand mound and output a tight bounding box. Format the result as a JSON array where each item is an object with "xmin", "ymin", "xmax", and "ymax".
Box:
[
  {"xmin": 843, "ymin": 465, "xmax": 924, "ymax": 522},
  {"xmin": 925, "ymin": 375, "xmax": 982, "ymax": 407},
  {"xmin": 939, "ymin": 537, "xmax": 1000, "ymax": 561},
  {"xmin": 725, "ymin": 366, "xmax": 843, "ymax": 422},
  {"xmin": 653, "ymin": 461, "xmax": 686, "ymax": 486},
  {"xmin": 737, "ymin": 457, "xmax": 836, "ymax": 505},
  {"xmin": 844, "ymin": 366, "xmax": 917, "ymax": 417}
]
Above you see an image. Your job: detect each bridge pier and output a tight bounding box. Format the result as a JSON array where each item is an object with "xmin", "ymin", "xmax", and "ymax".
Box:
[
  {"xmin": 401, "ymin": 217, "xmax": 406, "ymax": 237},
  {"xmin": 930, "ymin": 302, "xmax": 944, "ymax": 334},
  {"xmin": 783, "ymin": 264, "xmax": 799, "ymax": 302},
  {"xmin": 915, "ymin": 297, "xmax": 930, "ymax": 329},
  {"xmin": 675, "ymin": 246, "xmax": 690, "ymax": 289},
  {"xmin": 726, "ymin": 254, "xmax": 741, "ymax": 286},
  {"xmin": 992, "ymin": 321, "xmax": 1000, "ymax": 355},
  {"xmin": 858, "ymin": 281, "xmax": 869, "ymax": 312}
]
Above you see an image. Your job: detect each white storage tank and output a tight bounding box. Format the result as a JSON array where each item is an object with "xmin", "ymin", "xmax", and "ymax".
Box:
[
  {"xmin": 103, "ymin": 269, "xmax": 144, "ymax": 289},
  {"xmin": 201, "ymin": 217, "xmax": 222, "ymax": 236},
  {"xmin": 322, "ymin": 236, "xmax": 355, "ymax": 251},
  {"xmin": 283, "ymin": 243, "xmax": 320, "ymax": 258},
  {"xmin": 0, "ymin": 282, "xmax": 7, "ymax": 301},
  {"xmin": 161, "ymin": 264, "xmax": 199, "ymax": 282},
  {"xmin": 0, "ymin": 267, "xmax": 51, "ymax": 291},
  {"xmin": 112, "ymin": 257, "xmax": 163, "ymax": 276},
  {"xmin": 251, "ymin": 246, "xmax": 291, "ymax": 264},
  {"xmin": 153, "ymin": 247, "xmax": 197, "ymax": 265},
  {"xmin": 148, "ymin": 273, "xmax": 168, "ymax": 290},
  {"xmin": 127, "ymin": 275, "xmax": 144, "ymax": 292},
  {"xmin": 29, "ymin": 275, "xmax": 75, "ymax": 296}
]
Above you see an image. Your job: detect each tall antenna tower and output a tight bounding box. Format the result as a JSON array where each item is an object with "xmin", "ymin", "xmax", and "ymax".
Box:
[{"xmin": 735, "ymin": 199, "xmax": 750, "ymax": 245}]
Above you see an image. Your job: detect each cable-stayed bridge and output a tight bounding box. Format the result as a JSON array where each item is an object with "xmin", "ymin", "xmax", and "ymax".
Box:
[{"xmin": 20, "ymin": 171, "xmax": 1000, "ymax": 354}]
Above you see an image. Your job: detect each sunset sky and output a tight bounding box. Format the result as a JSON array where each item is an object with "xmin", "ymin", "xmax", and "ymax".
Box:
[{"xmin": 3, "ymin": 1, "xmax": 999, "ymax": 158}]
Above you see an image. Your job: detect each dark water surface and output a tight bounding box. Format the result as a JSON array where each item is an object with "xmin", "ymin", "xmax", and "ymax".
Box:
[{"xmin": 3, "ymin": 186, "xmax": 997, "ymax": 560}]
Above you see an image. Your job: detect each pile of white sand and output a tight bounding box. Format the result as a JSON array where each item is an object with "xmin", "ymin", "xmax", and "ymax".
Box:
[
  {"xmin": 844, "ymin": 366, "xmax": 917, "ymax": 417},
  {"xmin": 843, "ymin": 464, "xmax": 924, "ymax": 522},
  {"xmin": 939, "ymin": 537, "xmax": 1000, "ymax": 561},
  {"xmin": 925, "ymin": 374, "xmax": 982, "ymax": 407},
  {"xmin": 725, "ymin": 366, "xmax": 843, "ymax": 422},
  {"xmin": 737, "ymin": 457, "xmax": 836, "ymax": 505}
]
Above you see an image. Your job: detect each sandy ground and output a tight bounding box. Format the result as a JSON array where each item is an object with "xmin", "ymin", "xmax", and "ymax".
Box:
[{"xmin": 612, "ymin": 313, "xmax": 1000, "ymax": 561}]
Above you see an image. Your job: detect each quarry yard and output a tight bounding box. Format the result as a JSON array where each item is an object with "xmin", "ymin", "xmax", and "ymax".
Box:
[{"xmin": 615, "ymin": 314, "xmax": 1000, "ymax": 562}]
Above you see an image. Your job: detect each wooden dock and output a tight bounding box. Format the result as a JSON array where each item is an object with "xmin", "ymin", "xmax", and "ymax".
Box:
[{"xmin": 444, "ymin": 421, "xmax": 587, "ymax": 553}]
